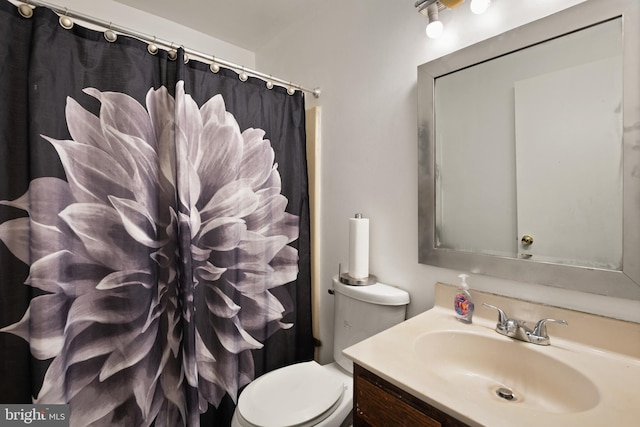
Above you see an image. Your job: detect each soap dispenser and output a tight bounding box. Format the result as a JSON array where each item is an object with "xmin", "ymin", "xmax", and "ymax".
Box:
[{"xmin": 454, "ymin": 274, "xmax": 474, "ymax": 323}]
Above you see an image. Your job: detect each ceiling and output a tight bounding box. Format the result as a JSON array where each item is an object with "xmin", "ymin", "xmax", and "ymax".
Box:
[{"xmin": 114, "ymin": 0, "xmax": 313, "ymax": 52}]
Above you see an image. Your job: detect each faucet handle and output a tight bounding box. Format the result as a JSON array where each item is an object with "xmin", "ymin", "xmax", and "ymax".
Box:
[
  {"xmin": 482, "ymin": 303, "xmax": 521, "ymax": 337},
  {"xmin": 531, "ymin": 318, "xmax": 568, "ymax": 339},
  {"xmin": 482, "ymin": 303, "xmax": 508, "ymax": 322},
  {"xmin": 482, "ymin": 303, "xmax": 511, "ymax": 330}
]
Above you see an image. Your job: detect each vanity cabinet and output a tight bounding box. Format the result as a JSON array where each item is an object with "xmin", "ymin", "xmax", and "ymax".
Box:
[{"xmin": 353, "ymin": 364, "xmax": 471, "ymax": 427}]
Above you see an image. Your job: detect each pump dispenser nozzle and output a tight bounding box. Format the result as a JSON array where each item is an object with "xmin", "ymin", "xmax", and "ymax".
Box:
[{"xmin": 458, "ymin": 274, "xmax": 469, "ymax": 290}]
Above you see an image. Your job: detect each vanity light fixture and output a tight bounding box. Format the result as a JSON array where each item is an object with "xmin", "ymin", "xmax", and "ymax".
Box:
[
  {"xmin": 470, "ymin": 0, "xmax": 491, "ymax": 15},
  {"xmin": 417, "ymin": 1, "xmax": 445, "ymax": 39},
  {"xmin": 440, "ymin": 0, "xmax": 465, "ymax": 8},
  {"xmin": 416, "ymin": 0, "xmax": 493, "ymax": 39},
  {"xmin": 425, "ymin": 4, "xmax": 443, "ymax": 38}
]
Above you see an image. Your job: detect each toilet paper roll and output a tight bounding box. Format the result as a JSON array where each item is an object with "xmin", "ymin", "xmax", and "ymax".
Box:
[{"xmin": 349, "ymin": 216, "xmax": 369, "ymax": 279}]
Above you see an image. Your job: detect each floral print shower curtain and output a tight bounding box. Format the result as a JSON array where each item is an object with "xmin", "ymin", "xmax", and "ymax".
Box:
[{"xmin": 0, "ymin": 2, "xmax": 313, "ymax": 426}]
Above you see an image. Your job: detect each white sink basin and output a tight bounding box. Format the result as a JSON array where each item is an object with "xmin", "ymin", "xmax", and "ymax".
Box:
[
  {"xmin": 343, "ymin": 284, "xmax": 640, "ymax": 427},
  {"xmin": 413, "ymin": 331, "xmax": 600, "ymax": 413}
]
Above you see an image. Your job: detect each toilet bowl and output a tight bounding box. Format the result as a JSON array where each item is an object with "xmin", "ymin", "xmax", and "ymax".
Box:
[
  {"xmin": 231, "ymin": 276, "xmax": 410, "ymax": 427},
  {"xmin": 231, "ymin": 361, "xmax": 352, "ymax": 427}
]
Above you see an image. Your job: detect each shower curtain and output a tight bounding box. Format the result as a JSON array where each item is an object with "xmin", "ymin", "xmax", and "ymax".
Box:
[{"xmin": 0, "ymin": 1, "xmax": 313, "ymax": 426}]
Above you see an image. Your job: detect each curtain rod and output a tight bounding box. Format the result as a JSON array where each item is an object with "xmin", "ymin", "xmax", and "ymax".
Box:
[{"xmin": 15, "ymin": 0, "xmax": 321, "ymax": 98}]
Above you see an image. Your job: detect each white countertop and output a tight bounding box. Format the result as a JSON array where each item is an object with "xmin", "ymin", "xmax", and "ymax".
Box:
[{"xmin": 343, "ymin": 283, "xmax": 640, "ymax": 427}]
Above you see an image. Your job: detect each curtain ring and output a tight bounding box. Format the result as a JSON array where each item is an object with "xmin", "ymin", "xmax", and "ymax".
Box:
[
  {"xmin": 147, "ymin": 36, "xmax": 158, "ymax": 55},
  {"xmin": 239, "ymin": 66, "xmax": 248, "ymax": 82},
  {"xmin": 266, "ymin": 76, "xmax": 274, "ymax": 90},
  {"xmin": 210, "ymin": 57, "xmax": 220, "ymax": 73},
  {"xmin": 59, "ymin": 8, "xmax": 73, "ymax": 29},
  {"xmin": 287, "ymin": 83, "xmax": 296, "ymax": 96},
  {"xmin": 104, "ymin": 22, "xmax": 117, "ymax": 42},
  {"xmin": 18, "ymin": 2, "xmax": 34, "ymax": 19},
  {"xmin": 182, "ymin": 46, "xmax": 189, "ymax": 64},
  {"xmin": 168, "ymin": 43, "xmax": 177, "ymax": 61}
]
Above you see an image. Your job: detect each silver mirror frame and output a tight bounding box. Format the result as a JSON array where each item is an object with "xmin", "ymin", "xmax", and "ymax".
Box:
[{"xmin": 418, "ymin": 0, "xmax": 640, "ymax": 299}]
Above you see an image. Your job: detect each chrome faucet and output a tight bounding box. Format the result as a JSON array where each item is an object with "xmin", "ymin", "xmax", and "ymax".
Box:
[{"xmin": 482, "ymin": 303, "xmax": 567, "ymax": 346}]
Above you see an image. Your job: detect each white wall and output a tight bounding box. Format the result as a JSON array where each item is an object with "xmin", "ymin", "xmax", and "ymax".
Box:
[{"xmin": 255, "ymin": 0, "xmax": 640, "ymax": 364}]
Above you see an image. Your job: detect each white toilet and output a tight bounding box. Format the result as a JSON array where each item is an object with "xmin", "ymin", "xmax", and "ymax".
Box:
[{"xmin": 231, "ymin": 276, "xmax": 410, "ymax": 427}]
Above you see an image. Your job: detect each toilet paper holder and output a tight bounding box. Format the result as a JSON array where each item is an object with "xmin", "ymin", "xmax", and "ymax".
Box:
[
  {"xmin": 338, "ymin": 264, "xmax": 377, "ymax": 286},
  {"xmin": 339, "ymin": 212, "xmax": 377, "ymax": 286}
]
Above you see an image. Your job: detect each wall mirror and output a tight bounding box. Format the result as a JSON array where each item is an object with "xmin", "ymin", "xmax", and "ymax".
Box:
[{"xmin": 418, "ymin": 0, "xmax": 640, "ymax": 299}]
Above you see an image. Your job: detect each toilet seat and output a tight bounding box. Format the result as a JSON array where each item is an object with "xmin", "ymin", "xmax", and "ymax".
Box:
[{"xmin": 236, "ymin": 361, "xmax": 346, "ymax": 427}]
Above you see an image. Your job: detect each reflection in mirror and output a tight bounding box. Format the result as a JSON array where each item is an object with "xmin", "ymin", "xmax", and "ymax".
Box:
[
  {"xmin": 434, "ymin": 18, "xmax": 622, "ymax": 270},
  {"xmin": 418, "ymin": 0, "xmax": 640, "ymax": 299}
]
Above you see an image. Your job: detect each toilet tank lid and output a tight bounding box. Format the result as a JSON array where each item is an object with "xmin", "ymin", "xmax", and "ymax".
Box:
[{"xmin": 333, "ymin": 278, "xmax": 410, "ymax": 306}]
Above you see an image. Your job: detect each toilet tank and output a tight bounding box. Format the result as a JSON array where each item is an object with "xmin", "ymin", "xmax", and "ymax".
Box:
[{"xmin": 332, "ymin": 276, "xmax": 410, "ymax": 373}]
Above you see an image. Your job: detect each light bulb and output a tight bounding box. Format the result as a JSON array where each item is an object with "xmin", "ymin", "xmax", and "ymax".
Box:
[
  {"xmin": 426, "ymin": 20, "xmax": 444, "ymax": 39},
  {"xmin": 470, "ymin": 0, "xmax": 491, "ymax": 15}
]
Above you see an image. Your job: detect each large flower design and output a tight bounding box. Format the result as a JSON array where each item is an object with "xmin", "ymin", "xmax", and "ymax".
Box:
[{"xmin": 0, "ymin": 82, "xmax": 299, "ymax": 426}]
